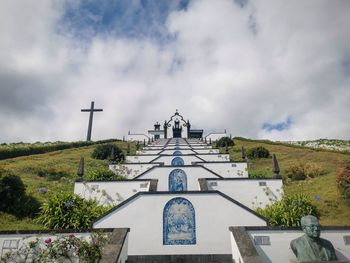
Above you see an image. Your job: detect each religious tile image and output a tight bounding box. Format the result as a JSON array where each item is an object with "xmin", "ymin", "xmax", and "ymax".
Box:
[
  {"xmin": 168, "ymin": 169, "xmax": 188, "ymax": 192},
  {"xmin": 163, "ymin": 197, "xmax": 196, "ymax": 245},
  {"xmin": 171, "ymin": 157, "xmax": 185, "ymax": 166}
]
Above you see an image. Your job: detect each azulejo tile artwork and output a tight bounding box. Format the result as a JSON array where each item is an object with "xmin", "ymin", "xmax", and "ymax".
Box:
[
  {"xmin": 172, "ymin": 150, "xmax": 182, "ymax": 156},
  {"xmin": 168, "ymin": 169, "xmax": 187, "ymax": 192},
  {"xmin": 171, "ymin": 157, "xmax": 184, "ymax": 166},
  {"xmin": 163, "ymin": 197, "xmax": 196, "ymax": 245}
]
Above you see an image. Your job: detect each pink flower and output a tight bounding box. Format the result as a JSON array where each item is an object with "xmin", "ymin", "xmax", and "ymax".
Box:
[
  {"xmin": 44, "ymin": 238, "xmax": 52, "ymax": 245},
  {"xmin": 69, "ymin": 234, "xmax": 75, "ymax": 238}
]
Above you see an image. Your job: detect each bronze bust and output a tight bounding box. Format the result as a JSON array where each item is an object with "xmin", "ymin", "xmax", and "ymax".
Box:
[{"xmin": 290, "ymin": 215, "xmax": 338, "ymax": 262}]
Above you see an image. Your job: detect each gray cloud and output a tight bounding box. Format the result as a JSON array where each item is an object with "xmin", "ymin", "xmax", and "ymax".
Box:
[{"xmin": 0, "ymin": 0, "xmax": 349, "ymax": 143}]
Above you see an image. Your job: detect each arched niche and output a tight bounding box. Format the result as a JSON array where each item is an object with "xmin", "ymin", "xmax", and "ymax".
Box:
[
  {"xmin": 171, "ymin": 157, "xmax": 184, "ymax": 166},
  {"xmin": 173, "ymin": 150, "xmax": 182, "ymax": 156},
  {"xmin": 168, "ymin": 169, "xmax": 187, "ymax": 191},
  {"xmin": 163, "ymin": 197, "xmax": 196, "ymax": 245}
]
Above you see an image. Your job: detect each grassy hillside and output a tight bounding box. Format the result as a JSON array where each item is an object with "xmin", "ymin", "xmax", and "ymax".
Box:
[
  {"xmin": 0, "ymin": 141, "xmax": 136, "ymax": 230},
  {"xmin": 0, "ymin": 138, "xmax": 349, "ymax": 230},
  {"xmin": 229, "ymin": 138, "xmax": 350, "ymax": 226}
]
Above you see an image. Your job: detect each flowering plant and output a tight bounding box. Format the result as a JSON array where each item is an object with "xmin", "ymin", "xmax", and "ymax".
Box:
[{"xmin": 0, "ymin": 232, "xmax": 108, "ymax": 263}]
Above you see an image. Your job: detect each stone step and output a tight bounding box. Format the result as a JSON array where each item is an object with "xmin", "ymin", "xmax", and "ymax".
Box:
[{"xmin": 127, "ymin": 254, "xmax": 233, "ymax": 263}]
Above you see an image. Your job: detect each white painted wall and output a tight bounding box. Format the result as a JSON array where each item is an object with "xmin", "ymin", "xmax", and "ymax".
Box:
[
  {"xmin": 109, "ymin": 163, "xmax": 159, "ymax": 178},
  {"xmin": 205, "ymin": 133, "xmax": 227, "ymax": 141},
  {"xmin": 74, "ymin": 181, "xmax": 151, "ymax": 206},
  {"xmin": 165, "ymin": 145, "xmax": 192, "ymax": 150},
  {"xmin": 230, "ymin": 232, "xmax": 244, "ymax": 263},
  {"xmin": 93, "ymin": 193, "xmax": 267, "ymax": 255},
  {"xmin": 196, "ymin": 154, "xmax": 230, "ymax": 162},
  {"xmin": 190, "ymin": 145, "xmax": 213, "ymax": 149},
  {"xmin": 143, "ymin": 146, "xmax": 164, "ymax": 150},
  {"xmin": 151, "ymin": 155, "xmax": 205, "ymax": 165},
  {"xmin": 197, "ymin": 162, "xmax": 248, "ymax": 177},
  {"xmin": 125, "ymin": 155, "xmax": 159, "ymax": 163},
  {"xmin": 136, "ymin": 149, "xmax": 162, "ymax": 155},
  {"xmin": 136, "ymin": 166, "xmax": 220, "ymax": 191},
  {"xmin": 160, "ymin": 149, "xmax": 196, "ymax": 155},
  {"xmin": 119, "ymin": 232, "xmax": 129, "ymax": 263},
  {"xmin": 127, "ymin": 134, "xmax": 149, "ymax": 142},
  {"xmin": 230, "ymin": 229, "xmax": 350, "ymax": 263},
  {"xmin": 208, "ymin": 179, "xmax": 283, "ymax": 209},
  {"xmin": 193, "ymin": 149, "xmax": 219, "ymax": 154},
  {"xmin": 148, "ymin": 131, "xmax": 165, "ymax": 139}
]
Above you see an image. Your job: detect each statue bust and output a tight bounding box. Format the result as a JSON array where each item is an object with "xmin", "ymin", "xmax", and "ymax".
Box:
[{"xmin": 290, "ymin": 215, "xmax": 338, "ymax": 262}]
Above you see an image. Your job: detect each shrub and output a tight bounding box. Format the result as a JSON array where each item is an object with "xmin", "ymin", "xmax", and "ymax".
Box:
[
  {"xmin": 37, "ymin": 167, "xmax": 69, "ymax": 181},
  {"xmin": 0, "ymin": 169, "xmax": 40, "ymax": 218},
  {"xmin": 285, "ymin": 162, "xmax": 325, "ymax": 181},
  {"xmin": 1, "ymin": 232, "xmax": 109, "ymax": 262},
  {"xmin": 0, "ymin": 169, "xmax": 26, "ymax": 211},
  {"xmin": 249, "ymin": 170, "xmax": 269, "ymax": 179},
  {"xmin": 36, "ymin": 192, "xmax": 110, "ymax": 229},
  {"xmin": 336, "ymin": 163, "xmax": 350, "ymax": 202},
  {"xmin": 285, "ymin": 164, "xmax": 306, "ymax": 181},
  {"xmin": 216, "ymin": 137, "xmax": 234, "ymax": 147},
  {"xmin": 256, "ymin": 194, "xmax": 319, "ymax": 226},
  {"xmin": 86, "ymin": 166, "xmax": 126, "ymax": 181},
  {"xmin": 91, "ymin": 143, "xmax": 124, "ymax": 162},
  {"xmin": 0, "ymin": 139, "xmax": 118, "ymax": 160},
  {"xmin": 247, "ymin": 146, "xmax": 270, "ymax": 159},
  {"xmin": 303, "ymin": 163, "xmax": 324, "ymax": 178}
]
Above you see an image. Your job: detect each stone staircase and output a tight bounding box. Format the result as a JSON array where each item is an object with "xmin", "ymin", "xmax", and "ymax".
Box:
[{"xmin": 127, "ymin": 254, "xmax": 233, "ymax": 263}]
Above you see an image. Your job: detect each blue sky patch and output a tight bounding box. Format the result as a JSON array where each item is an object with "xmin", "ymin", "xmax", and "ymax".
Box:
[
  {"xmin": 262, "ymin": 116, "xmax": 293, "ymax": 132},
  {"xmin": 59, "ymin": 0, "xmax": 189, "ymax": 42}
]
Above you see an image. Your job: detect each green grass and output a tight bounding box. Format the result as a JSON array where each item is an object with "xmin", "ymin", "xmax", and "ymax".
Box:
[
  {"xmin": 229, "ymin": 138, "xmax": 350, "ymax": 226},
  {"xmin": 0, "ymin": 138, "xmax": 349, "ymax": 230},
  {"xmin": 0, "ymin": 141, "xmax": 135, "ymax": 230}
]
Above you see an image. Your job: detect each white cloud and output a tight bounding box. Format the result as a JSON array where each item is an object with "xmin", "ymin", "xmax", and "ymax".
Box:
[{"xmin": 0, "ymin": 0, "xmax": 349, "ymax": 142}]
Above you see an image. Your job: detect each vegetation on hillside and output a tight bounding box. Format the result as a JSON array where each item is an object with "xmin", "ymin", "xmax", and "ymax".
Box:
[
  {"xmin": 215, "ymin": 136, "xmax": 234, "ymax": 147},
  {"xmin": 36, "ymin": 192, "xmax": 110, "ymax": 229},
  {"xmin": 336, "ymin": 162, "xmax": 350, "ymax": 203},
  {"xmin": 0, "ymin": 137, "xmax": 349, "ymax": 230},
  {"xmin": 0, "ymin": 140, "xmax": 134, "ymax": 230},
  {"xmin": 0, "ymin": 139, "xmax": 119, "ymax": 160},
  {"xmin": 230, "ymin": 138, "xmax": 350, "ymax": 226},
  {"xmin": 283, "ymin": 139, "xmax": 350, "ymax": 152},
  {"xmin": 256, "ymin": 194, "xmax": 319, "ymax": 226},
  {"xmin": 91, "ymin": 143, "xmax": 124, "ymax": 162}
]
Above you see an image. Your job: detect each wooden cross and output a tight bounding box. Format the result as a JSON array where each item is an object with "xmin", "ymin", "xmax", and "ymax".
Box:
[{"xmin": 81, "ymin": 101, "xmax": 103, "ymax": 141}]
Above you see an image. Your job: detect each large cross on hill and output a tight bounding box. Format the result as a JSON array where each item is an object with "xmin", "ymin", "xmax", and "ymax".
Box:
[{"xmin": 81, "ymin": 101, "xmax": 103, "ymax": 141}]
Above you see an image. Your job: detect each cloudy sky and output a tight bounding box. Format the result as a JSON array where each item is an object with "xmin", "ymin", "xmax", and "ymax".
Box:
[{"xmin": 0, "ymin": 0, "xmax": 349, "ymax": 143}]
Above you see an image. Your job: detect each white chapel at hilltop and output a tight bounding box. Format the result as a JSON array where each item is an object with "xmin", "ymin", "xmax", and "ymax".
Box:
[{"xmin": 75, "ymin": 111, "xmax": 284, "ymax": 262}]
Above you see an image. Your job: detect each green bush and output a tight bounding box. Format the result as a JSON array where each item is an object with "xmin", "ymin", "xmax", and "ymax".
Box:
[
  {"xmin": 286, "ymin": 164, "xmax": 306, "ymax": 181},
  {"xmin": 0, "ymin": 169, "xmax": 40, "ymax": 218},
  {"xmin": 37, "ymin": 167, "xmax": 69, "ymax": 181},
  {"xmin": 336, "ymin": 163, "xmax": 350, "ymax": 202},
  {"xmin": 247, "ymin": 146, "xmax": 270, "ymax": 159},
  {"xmin": 256, "ymin": 194, "xmax": 319, "ymax": 226},
  {"xmin": 86, "ymin": 166, "xmax": 126, "ymax": 181},
  {"xmin": 0, "ymin": 139, "xmax": 118, "ymax": 160},
  {"xmin": 216, "ymin": 137, "xmax": 234, "ymax": 147},
  {"xmin": 36, "ymin": 192, "xmax": 110, "ymax": 229},
  {"xmin": 285, "ymin": 162, "xmax": 325, "ymax": 181},
  {"xmin": 249, "ymin": 170, "xmax": 269, "ymax": 179},
  {"xmin": 91, "ymin": 143, "xmax": 124, "ymax": 162}
]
